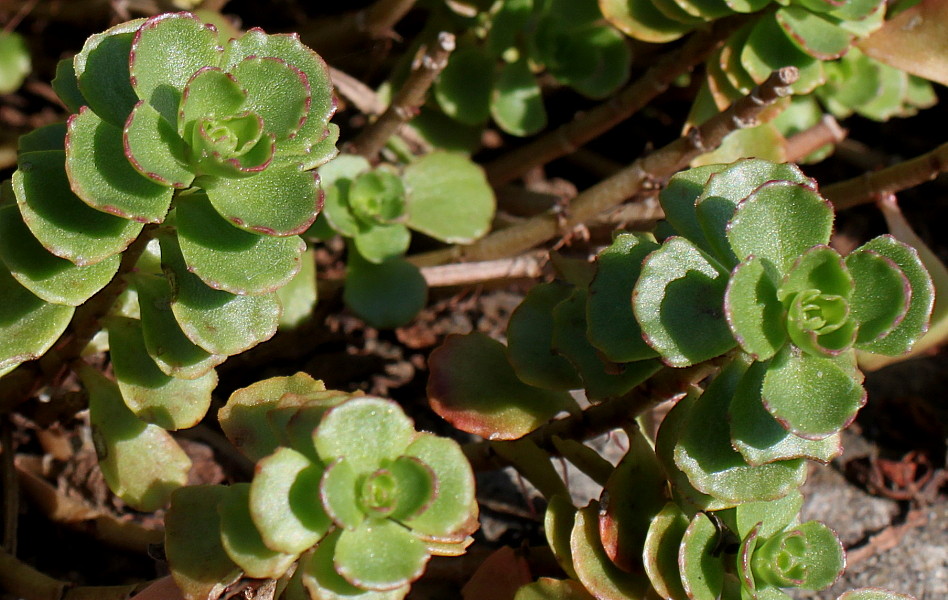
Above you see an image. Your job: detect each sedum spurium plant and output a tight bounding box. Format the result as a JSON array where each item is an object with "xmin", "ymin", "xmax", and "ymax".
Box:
[
  {"xmin": 428, "ymin": 158, "xmax": 932, "ymax": 600},
  {"xmin": 165, "ymin": 373, "xmax": 478, "ymax": 600}
]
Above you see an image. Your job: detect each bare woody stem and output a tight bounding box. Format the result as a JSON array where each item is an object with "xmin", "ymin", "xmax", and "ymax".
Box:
[
  {"xmin": 485, "ymin": 16, "xmax": 748, "ymax": 187},
  {"xmin": 411, "ymin": 67, "xmax": 800, "ymax": 267},
  {"xmin": 784, "ymin": 114, "xmax": 847, "ymax": 164},
  {"xmin": 823, "ymin": 140, "xmax": 948, "ymax": 210},
  {"xmin": 302, "ymin": 0, "xmax": 418, "ymax": 51},
  {"xmin": 349, "ymin": 32, "xmax": 455, "ymax": 160}
]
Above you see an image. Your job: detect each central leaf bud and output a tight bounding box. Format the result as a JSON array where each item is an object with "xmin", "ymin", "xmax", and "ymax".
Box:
[
  {"xmin": 752, "ymin": 530, "xmax": 809, "ymax": 588},
  {"xmin": 359, "ymin": 468, "xmax": 398, "ymax": 517},
  {"xmin": 189, "ymin": 112, "xmax": 274, "ymax": 178},
  {"xmin": 785, "ymin": 288, "xmax": 857, "ymax": 356}
]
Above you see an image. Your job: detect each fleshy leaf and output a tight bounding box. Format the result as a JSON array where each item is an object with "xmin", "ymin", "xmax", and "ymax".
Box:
[
  {"xmin": 176, "ymin": 192, "xmax": 306, "ymax": 295},
  {"xmin": 218, "ymin": 482, "xmax": 298, "ymax": 579},
  {"xmin": 14, "ymin": 150, "xmax": 144, "ymax": 266},
  {"xmin": 80, "ymin": 365, "xmax": 191, "ymax": 512},
  {"xmin": 320, "ymin": 457, "xmax": 365, "ymax": 530},
  {"xmin": 514, "ymin": 578, "xmax": 596, "ymax": 600},
  {"xmin": 599, "ymin": 430, "xmax": 669, "ymax": 573},
  {"xmin": 65, "ymin": 108, "xmax": 175, "ymax": 222},
  {"xmin": 0, "ymin": 261, "xmax": 74, "ymax": 371},
  {"xmin": 679, "ymin": 513, "xmax": 725, "ymax": 600},
  {"xmin": 343, "ymin": 251, "xmax": 426, "ymax": 328},
  {"xmin": 165, "ymin": 485, "xmax": 243, "ymax": 600},
  {"xmin": 130, "ymin": 13, "xmax": 223, "ymax": 124},
  {"xmin": 570, "ymin": 502, "xmax": 649, "ymax": 599},
  {"xmin": 353, "ymin": 222, "xmax": 411, "ymax": 264},
  {"xmin": 403, "ymin": 152, "xmax": 495, "ymax": 244},
  {"xmin": 179, "ymin": 66, "xmax": 246, "ymax": 129},
  {"xmin": 72, "ymin": 19, "xmax": 143, "ymax": 126},
  {"xmin": 400, "ymin": 433, "xmax": 478, "ymax": 540},
  {"xmin": 762, "ymin": 345, "xmax": 865, "ymax": 439},
  {"xmin": 846, "ymin": 249, "xmax": 910, "ymax": 344},
  {"xmin": 277, "ymin": 247, "xmax": 318, "ymax": 329},
  {"xmin": 587, "ymin": 233, "xmax": 661, "ymax": 362},
  {"xmin": 725, "ymin": 255, "xmax": 786, "ymax": 361},
  {"xmin": 334, "ymin": 518, "xmax": 429, "ymax": 590},
  {"xmin": 385, "ymin": 456, "xmax": 436, "ymax": 522},
  {"xmin": 124, "ymin": 100, "xmax": 194, "ymax": 188},
  {"xmin": 132, "ymin": 272, "xmax": 225, "ymax": 379},
  {"xmin": 658, "ymin": 163, "xmax": 727, "ymax": 254},
  {"xmin": 434, "ymin": 45, "xmax": 494, "ymax": 125},
  {"xmin": 674, "ymin": 359, "xmax": 808, "ymax": 504},
  {"xmin": 741, "ymin": 14, "xmax": 826, "ymax": 95},
  {"xmin": 0, "ymin": 204, "xmax": 119, "ymax": 306},
  {"xmin": 218, "ymin": 372, "xmax": 327, "ymax": 461},
  {"xmin": 727, "ymin": 181, "xmax": 834, "ymax": 273},
  {"xmin": 52, "ymin": 58, "xmax": 86, "ymax": 114},
  {"xmin": 751, "ymin": 521, "xmax": 844, "ymax": 590},
  {"xmin": 633, "ymin": 236, "xmax": 734, "ymax": 367},
  {"xmin": 775, "ymin": 7, "xmax": 854, "ymax": 60},
  {"xmin": 545, "ymin": 494, "xmax": 579, "ymax": 579},
  {"xmin": 427, "ymin": 332, "xmax": 578, "ymax": 440},
  {"xmin": 642, "ymin": 503, "xmax": 690, "ymax": 600},
  {"xmin": 160, "ymin": 233, "xmax": 281, "ymax": 355},
  {"xmin": 837, "ymin": 590, "xmax": 918, "ymax": 600},
  {"xmin": 730, "ymin": 360, "xmax": 842, "ymax": 466},
  {"xmin": 314, "ymin": 397, "xmax": 415, "ymax": 472},
  {"xmin": 201, "ymin": 165, "xmax": 321, "ymax": 236},
  {"xmin": 507, "ymin": 281, "xmax": 583, "ymax": 390},
  {"xmin": 733, "ymin": 489, "xmax": 804, "ymax": 539},
  {"xmin": 600, "ymin": 0, "xmax": 693, "ymax": 43},
  {"xmin": 491, "ymin": 57, "xmax": 546, "ymax": 136},
  {"xmin": 18, "ymin": 122, "xmax": 66, "ymax": 154},
  {"xmin": 853, "ymin": 235, "xmax": 933, "ymax": 356},
  {"xmin": 546, "ymin": 24, "xmax": 631, "ymax": 99},
  {"xmin": 299, "ymin": 530, "xmax": 410, "ymax": 600},
  {"xmin": 107, "ymin": 316, "xmax": 215, "ymax": 430},
  {"xmin": 230, "ymin": 56, "xmax": 310, "ymax": 141},
  {"xmin": 552, "ymin": 288, "xmax": 661, "ymax": 400}
]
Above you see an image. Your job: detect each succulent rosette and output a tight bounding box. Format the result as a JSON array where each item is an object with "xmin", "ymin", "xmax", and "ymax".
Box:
[
  {"xmin": 171, "ymin": 374, "xmax": 479, "ymax": 598},
  {"xmin": 634, "ymin": 158, "xmax": 932, "ymax": 449}
]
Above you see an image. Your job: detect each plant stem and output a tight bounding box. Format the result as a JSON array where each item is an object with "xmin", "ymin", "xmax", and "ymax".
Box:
[
  {"xmin": 463, "ymin": 362, "xmax": 720, "ymax": 472},
  {"xmin": 411, "ymin": 67, "xmax": 800, "ymax": 267},
  {"xmin": 823, "ymin": 140, "xmax": 948, "ymax": 210},
  {"xmin": 302, "ymin": 0, "xmax": 418, "ymax": 51},
  {"xmin": 420, "ymin": 252, "xmax": 546, "ymax": 287},
  {"xmin": 349, "ymin": 32, "xmax": 455, "ymax": 160},
  {"xmin": 484, "ymin": 16, "xmax": 748, "ymax": 187},
  {"xmin": 784, "ymin": 114, "xmax": 847, "ymax": 164}
]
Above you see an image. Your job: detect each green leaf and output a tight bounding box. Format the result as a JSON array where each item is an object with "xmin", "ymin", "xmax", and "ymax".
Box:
[
  {"xmin": 403, "ymin": 152, "xmax": 495, "ymax": 244},
  {"xmin": 599, "ymin": 431, "xmax": 669, "ymax": 573},
  {"xmin": 600, "ymin": 0, "xmax": 694, "ymax": 43},
  {"xmin": 218, "ymin": 372, "xmax": 327, "ymax": 462},
  {"xmin": 427, "ymin": 332, "xmax": 578, "ymax": 440},
  {"xmin": 52, "ymin": 58, "xmax": 86, "ymax": 114},
  {"xmin": 300, "ymin": 530, "xmax": 411, "ymax": 600},
  {"xmin": 132, "ymin": 272, "xmax": 225, "ymax": 379},
  {"xmin": 633, "ymin": 236, "xmax": 734, "ymax": 367},
  {"xmin": 733, "ymin": 489, "xmax": 804, "ymax": 539},
  {"xmin": 107, "ymin": 315, "xmax": 215, "ymax": 430},
  {"xmin": 491, "ymin": 57, "xmax": 546, "ymax": 137},
  {"xmin": 385, "ymin": 456, "xmax": 436, "ymax": 522},
  {"xmin": 570, "ymin": 503, "xmax": 648, "ymax": 599},
  {"xmin": 730, "ymin": 360, "xmax": 842, "ymax": 466},
  {"xmin": 277, "ymin": 248, "xmax": 318, "ymax": 329},
  {"xmin": 751, "ymin": 521, "xmax": 844, "ymax": 589},
  {"xmin": 0, "ymin": 32, "xmax": 30, "ymax": 94},
  {"xmin": 349, "ymin": 170, "xmax": 406, "ymax": 224},
  {"xmin": 179, "ymin": 66, "xmax": 247, "ymax": 130},
  {"xmin": 343, "ymin": 251, "xmax": 426, "ymax": 328},
  {"xmin": 837, "ymin": 590, "xmax": 918, "ymax": 600},
  {"xmin": 552, "ymin": 288, "xmax": 661, "ymax": 400},
  {"xmin": 124, "ymin": 100, "xmax": 195, "ymax": 188},
  {"xmin": 775, "ymin": 7, "xmax": 854, "ymax": 60},
  {"xmin": 230, "ymin": 56, "xmax": 311, "ymax": 141},
  {"xmin": 160, "ymin": 233, "xmax": 281, "ymax": 355},
  {"xmin": 65, "ymin": 108, "xmax": 175, "ymax": 222},
  {"xmin": 696, "ymin": 158, "xmax": 812, "ymax": 269},
  {"xmin": 400, "ymin": 433, "xmax": 478, "ymax": 540},
  {"xmin": 0, "ymin": 261, "xmax": 74, "ymax": 371},
  {"xmin": 320, "ymin": 457, "xmax": 366, "ymax": 530},
  {"xmin": 354, "ymin": 223, "xmax": 411, "ymax": 264},
  {"xmin": 218, "ymin": 483, "xmax": 298, "ymax": 579},
  {"xmin": 334, "ymin": 518, "xmax": 429, "ymax": 590},
  {"xmin": 725, "ymin": 256, "xmax": 786, "ymax": 361},
  {"xmin": 587, "ymin": 233, "xmax": 661, "ymax": 362},
  {"xmin": 80, "ymin": 365, "xmax": 190, "ymax": 511},
  {"xmin": 165, "ymin": 485, "xmax": 243, "ymax": 600},
  {"xmin": 201, "ymin": 164, "xmax": 321, "ymax": 236},
  {"xmin": 741, "ymin": 14, "xmax": 826, "ymax": 95},
  {"xmin": 674, "ymin": 359, "xmax": 808, "ymax": 504},
  {"xmin": 14, "ymin": 150, "xmax": 144, "ymax": 266},
  {"xmin": 435, "ymin": 45, "xmax": 495, "ymax": 125},
  {"xmin": 727, "ymin": 181, "xmax": 834, "ymax": 273},
  {"xmin": 643, "ymin": 503, "xmax": 690, "ymax": 600},
  {"xmin": 545, "ymin": 24, "xmax": 631, "ymax": 99},
  {"xmin": 507, "ymin": 282, "xmax": 583, "ymax": 390},
  {"xmin": 679, "ymin": 513, "xmax": 725, "ymax": 600},
  {"xmin": 658, "ymin": 163, "xmax": 727, "ymax": 253},
  {"xmin": 72, "ymin": 19, "xmax": 143, "ymax": 127},
  {"xmin": 18, "ymin": 122, "xmax": 67, "ymax": 154},
  {"xmin": 0, "ymin": 205, "xmax": 119, "ymax": 306},
  {"xmin": 853, "ymin": 235, "xmax": 933, "ymax": 356},
  {"xmin": 314, "ymin": 397, "xmax": 416, "ymax": 472},
  {"xmin": 130, "ymin": 13, "xmax": 223, "ymax": 123},
  {"xmin": 175, "ymin": 192, "xmax": 306, "ymax": 295},
  {"xmin": 762, "ymin": 345, "xmax": 865, "ymax": 439},
  {"xmin": 846, "ymin": 249, "xmax": 910, "ymax": 344},
  {"xmin": 544, "ymin": 495, "xmax": 578, "ymax": 579},
  {"xmin": 515, "ymin": 578, "xmax": 596, "ymax": 600}
]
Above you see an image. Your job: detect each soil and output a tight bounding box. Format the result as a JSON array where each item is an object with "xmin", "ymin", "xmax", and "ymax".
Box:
[{"xmin": 0, "ymin": 2, "xmax": 946, "ymax": 599}]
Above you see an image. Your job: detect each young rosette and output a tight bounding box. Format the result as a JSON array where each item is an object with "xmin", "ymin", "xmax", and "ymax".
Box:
[
  {"xmin": 636, "ymin": 158, "xmax": 933, "ymax": 441},
  {"xmin": 57, "ymin": 11, "xmax": 336, "ymax": 238}
]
